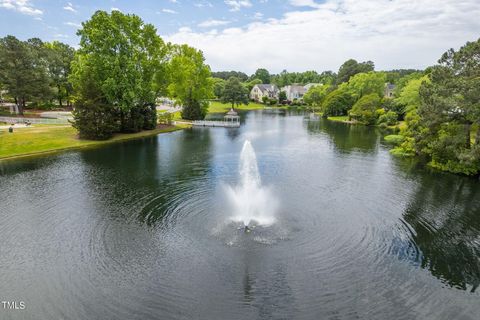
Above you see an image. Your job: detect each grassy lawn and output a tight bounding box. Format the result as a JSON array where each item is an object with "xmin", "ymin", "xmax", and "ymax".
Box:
[
  {"xmin": 327, "ymin": 116, "xmax": 350, "ymax": 122},
  {"xmin": 0, "ymin": 123, "xmax": 190, "ymax": 160},
  {"xmin": 208, "ymin": 101, "xmax": 265, "ymax": 114}
]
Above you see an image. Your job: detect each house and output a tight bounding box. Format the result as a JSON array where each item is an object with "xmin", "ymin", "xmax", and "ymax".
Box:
[
  {"xmin": 384, "ymin": 83, "xmax": 396, "ymax": 98},
  {"xmin": 250, "ymin": 84, "xmax": 280, "ymax": 102},
  {"xmin": 281, "ymin": 85, "xmax": 307, "ymax": 102}
]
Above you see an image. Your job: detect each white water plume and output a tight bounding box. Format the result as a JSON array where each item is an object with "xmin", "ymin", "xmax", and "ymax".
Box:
[{"xmin": 225, "ymin": 140, "xmax": 277, "ymax": 227}]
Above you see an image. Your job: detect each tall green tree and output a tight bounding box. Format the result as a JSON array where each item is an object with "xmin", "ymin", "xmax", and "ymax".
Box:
[
  {"xmin": 45, "ymin": 41, "xmax": 75, "ymax": 107},
  {"xmin": 221, "ymin": 77, "xmax": 249, "ymax": 108},
  {"xmin": 337, "ymin": 59, "xmax": 374, "ymax": 84},
  {"xmin": 167, "ymin": 44, "xmax": 213, "ymax": 120},
  {"xmin": 344, "ymin": 71, "xmax": 386, "ymax": 100},
  {"xmin": 303, "ymin": 84, "xmax": 330, "ymax": 113},
  {"xmin": 0, "ymin": 36, "xmax": 52, "ymax": 113},
  {"xmin": 251, "ymin": 68, "xmax": 271, "ymax": 84},
  {"xmin": 71, "ymin": 10, "xmax": 167, "ymax": 137},
  {"xmin": 415, "ymin": 39, "xmax": 480, "ymax": 174}
]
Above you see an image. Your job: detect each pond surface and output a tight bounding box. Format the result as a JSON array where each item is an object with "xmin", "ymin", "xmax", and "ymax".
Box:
[{"xmin": 0, "ymin": 111, "xmax": 479, "ymax": 320}]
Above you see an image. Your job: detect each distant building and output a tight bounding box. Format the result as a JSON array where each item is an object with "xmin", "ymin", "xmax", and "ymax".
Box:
[
  {"xmin": 281, "ymin": 85, "xmax": 307, "ymax": 102},
  {"xmin": 384, "ymin": 83, "xmax": 396, "ymax": 98},
  {"xmin": 304, "ymin": 83, "xmax": 323, "ymax": 91},
  {"xmin": 250, "ymin": 84, "xmax": 280, "ymax": 102}
]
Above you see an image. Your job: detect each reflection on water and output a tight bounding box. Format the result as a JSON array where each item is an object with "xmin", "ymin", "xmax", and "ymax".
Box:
[
  {"xmin": 402, "ymin": 174, "xmax": 480, "ymax": 292},
  {"xmin": 0, "ymin": 111, "xmax": 479, "ymax": 320}
]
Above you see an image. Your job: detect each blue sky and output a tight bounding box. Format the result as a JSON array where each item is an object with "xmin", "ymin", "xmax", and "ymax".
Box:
[{"xmin": 1, "ymin": 0, "xmax": 480, "ymax": 74}]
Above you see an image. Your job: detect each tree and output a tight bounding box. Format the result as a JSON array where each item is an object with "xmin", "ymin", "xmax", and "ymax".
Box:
[
  {"xmin": 245, "ymin": 78, "xmax": 262, "ymax": 92},
  {"xmin": 0, "ymin": 36, "xmax": 52, "ymax": 114},
  {"xmin": 221, "ymin": 77, "xmax": 249, "ymax": 108},
  {"xmin": 252, "ymin": 68, "xmax": 270, "ymax": 84},
  {"xmin": 167, "ymin": 44, "xmax": 213, "ymax": 120},
  {"xmin": 278, "ymin": 91, "xmax": 287, "ymax": 104},
  {"xmin": 348, "ymin": 93, "xmax": 382, "ymax": 125},
  {"xmin": 337, "ymin": 59, "xmax": 374, "ymax": 84},
  {"xmin": 416, "ymin": 39, "xmax": 480, "ymax": 175},
  {"xmin": 211, "ymin": 71, "xmax": 248, "ymax": 81},
  {"xmin": 71, "ymin": 10, "xmax": 167, "ymax": 138},
  {"xmin": 44, "ymin": 41, "xmax": 75, "ymax": 107},
  {"xmin": 303, "ymin": 84, "xmax": 330, "ymax": 112},
  {"xmin": 321, "ymin": 88, "xmax": 355, "ymax": 117},
  {"xmin": 212, "ymin": 78, "xmax": 226, "ymax": 98},
  {"xmin": 345, "ymin": 71, "xmax": 386, "ymax": 100}
]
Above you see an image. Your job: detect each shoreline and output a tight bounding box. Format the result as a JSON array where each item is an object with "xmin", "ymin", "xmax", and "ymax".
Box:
[{"xmin": 0, "ymin": 123, "xmax": 191, "ymax": 162}]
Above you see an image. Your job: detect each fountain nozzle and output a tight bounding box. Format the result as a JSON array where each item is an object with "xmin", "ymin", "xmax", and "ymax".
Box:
[{"xmin": 244, "ymin": 226, "xmax": 251, "ymax": 233}]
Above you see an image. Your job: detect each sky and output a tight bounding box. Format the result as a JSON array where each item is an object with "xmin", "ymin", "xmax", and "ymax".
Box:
[{"xmin": 1, "ymin": 0, "xmax": 480, "ymax": 74}]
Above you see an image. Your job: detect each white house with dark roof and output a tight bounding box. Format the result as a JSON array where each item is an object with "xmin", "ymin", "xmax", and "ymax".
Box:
[
  {"xmin": 250, "ymin": 84, "xmax": 280, "ymax": 102},
  {"xmin": 384, "ymin": 83, "xmax": 396, "ymax": 98}
]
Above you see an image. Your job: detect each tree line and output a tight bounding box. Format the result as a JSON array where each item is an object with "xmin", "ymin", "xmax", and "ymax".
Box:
[{"xmin": 0, "ymin": 10, "xmax": 214, "ymax": 140}]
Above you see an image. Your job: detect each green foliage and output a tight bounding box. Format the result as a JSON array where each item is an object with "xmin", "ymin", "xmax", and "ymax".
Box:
[
  {"xmin": 44, "ymin": 41, "xmax": 75, "ymax": 107},
  {"xmin": 303, "ymin": 84, "xmax": 330, "ymax": 112},
  {"xmin": 344, "ymin": 71, "xmax": 386, "ymax": 100},
  {"xmin": 221, "ymin": 77, "xmax": 249, "ymax": 108},
  {"xmin": 349, "ymin": 93, "xmax": 382, "ymax": 125},
  {"xmin": 0, "ymin": 36, "xmax": 53, "ymax": 113},
  {"xmin": 384, "ymin": 134, "xmax": 405, "ymax": 145},
  {"xmin": 378, "ymin": 110, "xmax": 399, "ymax": 126},
  {"xmin": 212, "ymin": 78, "xmax": 226, "ymax": 98},
  {"xmin": 262, "ymin": 96, "xmax": 269, "ymax": 104},
  {"xmin": 211, "ymin": 71, "xmax": 248, "ymax": 81},
  {"xmin": 71, "ymin": 10, "xmax": 166, "ymax": 138},
  {"xmin": 158, "ymin": 112, "xmax": 173, "ymax": 125},
  {"xmin": 251, "ymin": 68, "xmax": 271, "ymax": 84},
  {"xmin": 72, "ymin": 102, "xmax": 118, "ymax": 140},
  {"xmin": 245, "ymin": 78, "xmax": 262, "ymax": 92},
  {"xmin": 167, "ymin": 44, "xmax": 213, "ymax": 120},
  {"xmin": 271, "ymin": 70, "xmax": 336, "ymax": 87},
  {"xmin": 392, "ymin": 37, "xmax": 480, "ymax": 175},
  {"xmin": 321, "ymin": 88, "xmax": 355, "ymax": 117},
  {"xmin": 337, "ymin": 59, "xmax": 374, "ymax": 84},
  {"xmin": 278, "ymin": 91, "xmax": 287, "ymax": 103}
]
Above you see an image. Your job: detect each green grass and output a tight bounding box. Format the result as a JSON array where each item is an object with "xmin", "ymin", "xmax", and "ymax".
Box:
[
  {"xmin": 327, "ymin": 116, "xmax": 349, "ymax": 122},
  {"xmin": 207, "ymin": 101, "xmax": 265, "ymax": 114},
  {"xmin": 384, "ymin": 134, "xmax": 405, "ymax": 145},
  {"xmin": 0, "ymin": 124, "xmax": 190, "ymax": 160}
]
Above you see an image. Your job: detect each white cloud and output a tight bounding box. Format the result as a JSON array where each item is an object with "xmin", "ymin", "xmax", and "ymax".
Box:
[
  {"xmin": 253, "ymin": 12, "xmax": 263, "ymax": 19},
  {"xmin": 161, "ymin": 8, "xmax": 177, "ymax": 14},
  {"xmin": 289, "ymin": 0, "xmax": 321, "ymax": 8},
  {"xmin": 224, "ymin": 0, "xmax": 252, "ymax": 11},
  {"xmin": 63, "ymin": 2, "xmax": 76, "ymax": 12},
  {"xmin": 165, "ymin": 0, "xmax": 480, "ymax": 73},
  {"xmin": 194, "ymin": 1, "xmax": 213, "ymax": 8},
  {"xmin": 64, "ymin": 21, "xmax": 81, "ymax": 27},
  {"xmin": 0, "ymin": 0, "xmax": 42, "ymax": 16},
  {"xmin": 111, "ymin": 7, "xmax": 121, "ymax": 12},
  {"xmin": 198, "ymin": 19, "xmax": 231, "ymax": 28}
]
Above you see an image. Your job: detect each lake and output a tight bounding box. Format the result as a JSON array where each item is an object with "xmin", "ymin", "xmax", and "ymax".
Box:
[{"xmin": 0, "ymin": 110, "xmax": 479, "ymax": 319}]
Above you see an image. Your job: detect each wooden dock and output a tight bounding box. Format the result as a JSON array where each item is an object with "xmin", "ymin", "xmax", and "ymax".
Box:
[{"xmin": 192, "ymin": 120, "xmax": 240, "ymax": 128}]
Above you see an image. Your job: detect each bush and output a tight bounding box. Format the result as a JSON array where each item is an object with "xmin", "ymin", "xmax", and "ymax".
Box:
[
  {"xmin": 181, "ymin": 98, "xmax": 208, "ymax": 120},
  {"xmin": 378, "ymin": 110, "xmax": 399, "ymax": 126},
  {"xmin": 348, "ymin": 93, "xmax": 381, "ymax": 125},
  {"xmin": 72, "ymin": 102, "xmax": 119, "ymax": 140},
  {"xmin": 158, "ymin": 112, "xmax": 173, "ymax": 125},
  {"xmin": 321, "ymin": 89, "xmax": 355, "ymax": 117},
  {"xmin": 384, "ymin": 134, "xmax": 405, "ymax": 145}
]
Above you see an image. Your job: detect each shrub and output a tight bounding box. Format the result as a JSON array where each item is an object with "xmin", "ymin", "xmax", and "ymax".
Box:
[
  {"xmin": 348, "ymin": 93, "xmax": 381, "ymax": 125},
  {"xmin": 72, "ymin": 102, "xmax": 118, "ymax": 140},
  {"xmin": 321, "ymin": 89, "xmax": 355, "ymax": 117},
  {"xmin": 384, "ymin": 134, "xmax": 405, "ymax": 145},
  {"xmin": 378, "ymin": 110, "xmax": 399, "ymax": 126}
]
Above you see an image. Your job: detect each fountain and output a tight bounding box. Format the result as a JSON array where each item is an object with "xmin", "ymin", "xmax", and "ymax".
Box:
[{"xmin": 226, "ymin": 140, "xmax": 277, "ymax": 228}]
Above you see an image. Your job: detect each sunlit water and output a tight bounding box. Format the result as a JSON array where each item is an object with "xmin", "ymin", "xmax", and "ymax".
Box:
[{"xmin": 0, "ymin": 111, "xmax": 479, "ymax": 320}]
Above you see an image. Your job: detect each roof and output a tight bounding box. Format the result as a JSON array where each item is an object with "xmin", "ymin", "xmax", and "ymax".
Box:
[
  {"xmin": 226, "ymin": 108, "xmax": 238, "ymax": 116},
  {"xmin": 254, "ymin": 84, "xmax": 279, "ymax": 92},
  {"xmin": 385, "ymin": 83, "xmax": 396, "ymax": 90},
  {"xmin": 283, "ymin": 85, "xmax": 307, "ymax": 94}
]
